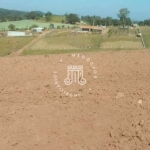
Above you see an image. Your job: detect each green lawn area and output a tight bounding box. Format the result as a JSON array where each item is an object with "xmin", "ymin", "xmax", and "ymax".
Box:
[
  {"xmin": 0, "ymin": 20, "xmax": 74, "ymax": 30},
  {"xmin": 0, "ymin": 36, "xmax": 34, "ymax": 56}
]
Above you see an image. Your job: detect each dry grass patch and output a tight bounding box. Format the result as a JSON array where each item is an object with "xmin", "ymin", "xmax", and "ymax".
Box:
[{"xmin": 0, "ymin": 36, "xmax": 34, "ymax": 56}]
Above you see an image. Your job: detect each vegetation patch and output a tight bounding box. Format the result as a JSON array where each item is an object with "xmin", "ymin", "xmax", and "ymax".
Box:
[
  {"xmin": 0, "ymin": 36, "xmax": 34, "ymax": 56},
  {"xmin": 140, "ymin": 26, "xmax": 150, "ymax": 48}
]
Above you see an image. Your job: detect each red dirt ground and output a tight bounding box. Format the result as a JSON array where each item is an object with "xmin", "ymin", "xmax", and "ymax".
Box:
[{"xmin": 0, "ymin": 50, "xmax": 150, "ymax": 150}]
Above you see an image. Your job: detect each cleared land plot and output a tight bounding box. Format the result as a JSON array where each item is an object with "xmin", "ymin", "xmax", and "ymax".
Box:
[
  {"xmin": 140, "ymin": 26, "xmax": 150, "ymax": 48},
  {"xmin": 0, "ymin": 36, "xmax": 34, "ymax": 56},
  {"xmin": 0, "ymin": 20, "xmax": 74, "ymax": 30},
  {"xmin": 0, "ymin": 51, "xmax": 150, "ymax": 150},
  {"xmin": 101, "ymin": 41, "xmax": 143, "ymax": 49},
  {"xmin": 30, "ymin": 32, "xmax": 101, "ymax": 50},
  {"xmin": 100, "ymin": 27, "xmax": 142, "ymax": 49},
  {"xmin": 23, "ymin": 28, "xmax": 142, "ymax": 55}
]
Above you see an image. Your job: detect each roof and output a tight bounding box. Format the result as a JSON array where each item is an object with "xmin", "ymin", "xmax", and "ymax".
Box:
[
  {"xmin": 32, "ymin": 27, "xmax": 44, "ymax": 30},
  {"xmin": 80, "ymin": 26, "xmax": 104, "ymax": 30}
]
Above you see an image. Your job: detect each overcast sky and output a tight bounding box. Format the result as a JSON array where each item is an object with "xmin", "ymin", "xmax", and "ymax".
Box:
[{"xmin": 1, "ymin": 0, "xmax": 150, "ymax": 20}]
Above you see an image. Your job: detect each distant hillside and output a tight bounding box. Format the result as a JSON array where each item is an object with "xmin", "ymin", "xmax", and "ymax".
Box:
[
  {"xmin": 0, "ymin": 8, "xmax": 27, "ymax": 21},
  {"xmin": 0, "ymin": 8, "xmax": 64, "ymax": 23}
]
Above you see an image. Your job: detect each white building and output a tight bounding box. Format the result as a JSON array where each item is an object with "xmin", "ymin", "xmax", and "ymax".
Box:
[
  {"xmin": 32, "ymin": 27, "xmax": 44, "ymax": 33},
  {"xmin": 7, "ymin": 31, "xmax": 25, "ymax": 37}
]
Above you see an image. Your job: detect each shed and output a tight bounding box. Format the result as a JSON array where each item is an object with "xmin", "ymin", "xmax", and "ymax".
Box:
[
  {"xmin": 7, "ymin": 31, "xmax": 25, "ymax": 37},
  {"xmin": 32, "ymin": 27, "xmax": 44, "ymax": 33},
  {"xmin": 80, "ymin": 26, "xmax": 104, "ymax": 33}
]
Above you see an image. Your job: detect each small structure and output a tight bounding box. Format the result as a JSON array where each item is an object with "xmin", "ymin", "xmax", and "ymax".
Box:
[
  {"xmin": 100, "ymin": 25, "xmax": 106, "ymax": 29},
  {"xmin": 136, "ymin": 33, "xmax": 142, "ymax": 37},
  {"xmin": 7, "ymin": 31, "xmax": 25, "ymax": 37},
  {"xmin": 80, "ymin": 26, "xmax": 104, "ymax": 33},
  {"xmin": 31, "ymin": 27, "xmax": 44, "ymax": 33},
  {"xmin": 132, "ymin": 23, "xmax": 138, "ymax": 29}
]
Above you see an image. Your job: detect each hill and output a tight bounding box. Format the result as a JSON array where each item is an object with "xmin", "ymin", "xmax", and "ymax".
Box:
[{"xmin": 0, "ymin": 8, "xmax": 27, "ymax": 22}]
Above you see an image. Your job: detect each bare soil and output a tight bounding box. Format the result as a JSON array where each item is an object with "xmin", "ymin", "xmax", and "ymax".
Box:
[{"xmin": 0, "ymin": 50, "xmax": 150, "ymax": 150}]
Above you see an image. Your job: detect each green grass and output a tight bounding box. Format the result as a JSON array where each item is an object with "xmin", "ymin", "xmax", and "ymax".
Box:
[
  {"xmin": 23, "ymin": 49, "xmax": 99, "ymax": 55},
  {"xmin": 107, "ymin": 27, "xmax": 138, "ymax": 37},
  {"xmin": 140, "ymin": 26, "xmax": 150, "ymax": 48},
  {"xmin": 100, "ymin": 27, "xmax": 142, "ymax": 49},
  {"xmin": 0, "ymin": 36, "xmax": 34, "ymax": 56},
  {"xmin": 23, "ymin": 48, "xmax": 143, "ymax": 56},
  {"xmin": 39, "ymin": 15, "xmax": 65, "ymax": 23},
  {"xmin": 45, "ymin": 33, "xmax": 101, "ymax": 47},
  {"xmin": 51, "ymin": 15, "xmax": 65, "ymax": 23},
  {"xmin": 23, "ymin": 27, "xmax": 143, "ymax": 56},
  {"xmin": 0, "ymin": 20, "xmax": 74, "ymax": 30},
  {"xmin": 100, "ymin": 35, "xmax": 140, "ymax": 43},
  {"xmin": 23, "ymin": 27, "xmax": 143, "ymax": 55},
  {"xmin": 29, "ymin": 31, "xmax": 102, "ymax": 51},
  {"xmin": 0, "ymin": 27, "xmax": 144, "ymax": 57}
]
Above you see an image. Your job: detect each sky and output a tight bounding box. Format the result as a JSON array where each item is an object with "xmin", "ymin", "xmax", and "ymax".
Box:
[{"xmin": 1, "ymin": 0, "xmax": 150, "ymax": 21}]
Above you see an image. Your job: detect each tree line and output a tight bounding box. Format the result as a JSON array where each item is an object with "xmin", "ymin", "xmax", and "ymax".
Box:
[
  {"xmin": 0, "ymin": 8, "xmax": 150, "ymax": 26},
  {"xmin": 81, "ymin": 16, "xmax": 132, "ymax": 26}
]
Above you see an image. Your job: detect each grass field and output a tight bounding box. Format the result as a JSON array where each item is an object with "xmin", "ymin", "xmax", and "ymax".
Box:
[
  {"xmin": 51, "ymin": 15, "xmax": 65, "ymax": 23},
  {"xmin": 100, "ymin": 28, "xmax": 142, "ymax": 49},
  {"xmin": 30, "ymin": 32, "xmax": 101, "ymax": 50},
  {"xmin": 140, "ymin": 26, "xmax": 150, "ymax": 48},
  {"xmin": 22, "ymin": 27, "xmax": 143, "ymax": 55},
  {"xmin": 0, "ymin": 27, "xmax": 145, "ymax": 57},
  {"xmin": 0, "ymin": 20, "xmax": 74, "ymax": 30},
  {"xmin": 0, "ymin": 36, "xmax": 34, "ymax": 56},
  {"xmin": 40, "ymin": 15, "xmax": 66, "ymax": 23}
]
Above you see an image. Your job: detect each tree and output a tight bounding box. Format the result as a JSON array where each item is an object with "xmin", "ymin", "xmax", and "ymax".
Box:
[
  {"xmin": 65, "ymin": 13, "xmax": 80, "ymax": 24},
  {"xmin": 126, "ymin": 17, "xmax": 132, "ymax": 26},
  {"xmin": 45, "ymin": 15, "xmax": 51, "ymax": 22},
  {"xmin": 26, "ymin": 11, "xmax": 42, "ymax": 20},
  {"xmin": 49, "ymin": 24, "xmax": 54, "ymax": 28},
  {"xmin": 0, "ymin": 8, "xmax": 27, "ymax": 22},
  {"xmin": 113, "ymin": 19, "xmax": 121, "ymax": 26},
  {"xmin": 105, "ymin": 17, "xmax": 113, "ymax": 26},
  {"xmin": 118, "ymin": 8, "xmax": 130, "ymax": 28},
  {"xmin": 45, "ymin": 11, "xmax": 52, "ymax": 22},
  {"xmin": 29, "ymin": 24, "xmax": 38, "ymax": 29},
  {"xmin": 61, "ymin": 20, "xmax": 65, "ymax": 23},
  {"xmin": 8, "ymin": 24, "xmax": 15, "ymax": 30}
]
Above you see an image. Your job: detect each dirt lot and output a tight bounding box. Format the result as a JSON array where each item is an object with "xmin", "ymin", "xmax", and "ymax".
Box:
[{"xmin": 0, "ymin": 50, "xmax": 150, "ymax": 150}]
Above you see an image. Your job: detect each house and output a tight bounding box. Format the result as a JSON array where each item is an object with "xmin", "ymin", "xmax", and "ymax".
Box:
[
  {"xmin": 80, "ymin": 26, "xmax": 104, "ymax": 33},
  {"xmin": 31, "ymin": 27, "xmax": 44, "ymax": 33},
  {"xmin": 7, "ymin": 31, "xmax": 25, "ymax": 37}
]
